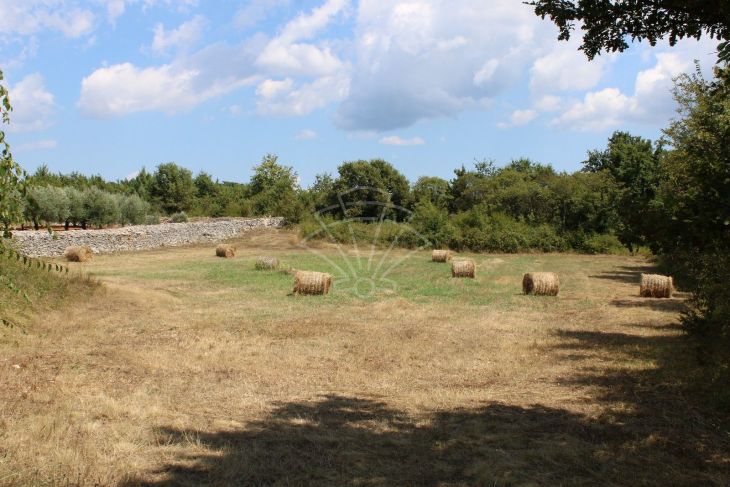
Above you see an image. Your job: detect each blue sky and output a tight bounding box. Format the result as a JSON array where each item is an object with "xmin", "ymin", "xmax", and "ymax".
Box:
[{"xmin": 0, "ymin": 0, "xmax": 719, "ymax": 186}]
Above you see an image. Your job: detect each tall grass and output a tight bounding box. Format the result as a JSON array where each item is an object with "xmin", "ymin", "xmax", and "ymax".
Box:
[{"xmin": 0, "ymin": 241, "xmax": 99, "ymax": 327}]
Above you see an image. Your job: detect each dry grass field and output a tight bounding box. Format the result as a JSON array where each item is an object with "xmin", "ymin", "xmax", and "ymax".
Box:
[{"xmin": 1, "ymin": 228, "xmax": 729, "ymax": 486}]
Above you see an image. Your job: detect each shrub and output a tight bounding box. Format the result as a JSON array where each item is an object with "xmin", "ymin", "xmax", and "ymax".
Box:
[
  {"xmin": 145, "ymin": 214, "xmax": 161, "ymax": 225},
  {"xmin": 581, "ymin": 233, "xmax": 624, "ymax": 254},
  {"xmin": 170, "ymin": 211, "xmax": 188, "ymax": 223},
  {"xmin": 410, "ymin": 200, "xmax": 456, "ymax": 249}
]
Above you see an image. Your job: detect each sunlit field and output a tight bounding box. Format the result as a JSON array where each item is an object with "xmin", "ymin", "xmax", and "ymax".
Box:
[{"xmin": 1, "ymin": 229, "xmax": 728, "ymax": 486}]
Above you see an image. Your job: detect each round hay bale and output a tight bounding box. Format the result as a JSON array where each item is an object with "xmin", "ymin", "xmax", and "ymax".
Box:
[
  {"xmin": 64, "ymin": 245, "xmax": 92, "ymax": 263},
  {"xmin": 255, "ymin": 256, "xmax": 279, "ymax": 270},
  {"xmin": 293, "ymin": 270, "xmax": 332, "ymax": 295},
  {"xmin": 432, "ymin": 249, "xmax": 452, "ymax": 262},
  {"xmin": 451, "ymin": 259, "xmax": 476, "ymax": 278},
  {"xmin": 640, "ymin": 273, "xmax": 673, "ymax": 298},
  {"xmin": 522, "ymin": 272, "xmax": 560, "ymax": 296},
  {"xmin": 215, "ymin": 244, "xmax": 236, "ymax": 258}
]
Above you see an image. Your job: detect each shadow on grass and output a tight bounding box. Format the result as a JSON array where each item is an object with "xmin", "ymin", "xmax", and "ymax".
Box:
[
  {"xmin": 610, "ymin": 298, "xmax": 687, "ymax": 313},
  {"xmin": 549, "ymin": 328, "xmax": 730, "ymax": 485},
  {"xmin": 120, "ymin": 314, "xmax": 729, "ymax": 486},
  {"xmin": 589, "ymin": 265, "xmax": 657, "ymax": 284},
  {"xmin": 122, "ymin": 385, "xmax": 730, "ymax": 486}
]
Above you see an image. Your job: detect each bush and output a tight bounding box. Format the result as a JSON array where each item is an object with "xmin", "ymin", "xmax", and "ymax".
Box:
[
  {"xmin": 582, "ymin": 233, "xmax": 624, "ymax": 254},
  {"xmin": 451, "ymin": 210, "xmax": 568, "ymax": 253},
  {"xmin": 145, "ymin": 214, "xmax": 161, "ymax": 225},
  {"xmin": 410, "ymin": 200, "xmax": 456, "ymax": 249},
  {"xmin": 1, "ymin": 189, "xmax": 24, "ymax": 235},
  {"xmin": 170, "ymin": 211, "xmax": 188, "ymax": 223},
  {"xmin": 673, "ymin": 249, "xmax": 730, "ymax": 406}
]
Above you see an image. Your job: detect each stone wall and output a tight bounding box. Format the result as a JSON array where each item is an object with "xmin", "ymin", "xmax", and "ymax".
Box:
[{"xmin": 9, "ymin": 217, "xmax": 284, "ymax": 258}]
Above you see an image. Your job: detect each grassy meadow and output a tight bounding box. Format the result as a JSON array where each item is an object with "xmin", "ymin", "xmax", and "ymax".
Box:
[{"xmin": 1, "ymin": 228, "xmax": 729, "ymax": 486}]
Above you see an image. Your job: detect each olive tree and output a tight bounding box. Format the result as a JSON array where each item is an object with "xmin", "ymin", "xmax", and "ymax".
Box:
[
  {"xmin": 119, "ymin": 194, "xmax": 149, "ymax": 225},
  {"xmin": 65, "ymin": 187, "xmax": 86, "ymax": 229},
  {"xmin": 84, "ymin": 187, "xmax": 120, "ymax": 228}
]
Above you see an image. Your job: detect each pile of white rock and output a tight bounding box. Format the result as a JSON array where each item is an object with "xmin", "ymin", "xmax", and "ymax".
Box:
[{"xmin": 9, "ymin": 217, "xmax": 284, "ymax": 258}]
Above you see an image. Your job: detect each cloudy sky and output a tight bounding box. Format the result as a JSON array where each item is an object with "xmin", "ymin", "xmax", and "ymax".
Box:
[{"xmin": 0, "ymin": 0, "xmax": 719, "ymax": 185}]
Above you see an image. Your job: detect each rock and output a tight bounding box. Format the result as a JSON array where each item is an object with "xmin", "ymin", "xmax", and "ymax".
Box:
[{"xmin": 9, "ymin": 217, "xmax": 284, "ymax": 258}]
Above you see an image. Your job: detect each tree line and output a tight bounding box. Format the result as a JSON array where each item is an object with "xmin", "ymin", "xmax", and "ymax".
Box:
[{"xmin": 13, "ymin": 152, "xmax": 634, "ymax": 253}]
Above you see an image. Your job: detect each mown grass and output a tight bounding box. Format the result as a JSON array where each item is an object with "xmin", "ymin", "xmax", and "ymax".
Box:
[
  {"xmin": 91, "ymin": 241, "xmax": 615, "ymax": 310},
  {"xmin": 1, "ymin": 229, "xmax": 728, "ymax": 486}
]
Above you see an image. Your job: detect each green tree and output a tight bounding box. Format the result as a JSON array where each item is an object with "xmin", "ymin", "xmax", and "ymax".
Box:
[
  {"xmin": 653, "ymin": 68, "xmax": 730, "ymax": 376},
  {"xmin": 26, "ymin": 186, "xmax": 69, "ymax": 229},
  {"xmin": 194, "ymin": 171, "xmax": 218, "ymax": 198},
  {"xmin": 330, "ymin": 159, "xmax": 410, "ymax": 220},
  {"xmin": 412, "ymin": 176, "xmax": 451, "ymax": 209},
  {"xmin": 150, "ymin": 163, "xmax": 195, "ymax": 214},
  {"xmin": 119, "ymin": 194, "xmax": 149, "ymax": 225},
  {"xmin": 410, "ymin": 200, "xmax": 456, "ymax": 248},
  {"xmin": 125, "ymin": 167, "xmax": 153, "ymax": 200},
  {"xmin": 306, "ymin": 172, "xmax": 335, "ymax": 211},
  {"xmin": 449, "ymin": 165, "xmax": 489, "ymax": 213},
  {"xmin": 84, "ymin": 187, "xmax": 120, "ymax": 228},
  {"xmin": 249, "ymin": 154, "xmax": 303, "ymax": 222},
  {"xmin": 0, "ymin": 189, "xmax": 24, "ymax": 234},
  {"xmin": 249, "ymin": 154, "xmax": 298, "ymax": 195},
  {"xmin": 65, "ymin": 187, "xmax": 86, "ymax": 229},
  {"xmin": 530, "ymin": 0, "xmax": 730, "ymax": 60},
  {"xmin": 583, "ymin": 131, "xmax": 665, "ymax": 251},
  {"xmin": 0, "ymin": 69, "xmax": 27, "ymax": 237}
]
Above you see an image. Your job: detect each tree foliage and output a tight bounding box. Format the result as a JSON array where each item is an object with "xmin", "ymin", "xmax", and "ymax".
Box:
[
  {"xmin": 150, "ymin": 163, "xmax": 195, "ymax": 214},
  {"xmin": 329, "ymin": 159, "xmax": 411, "ymax": 221},
  {"xmin": 530, "ymin": 0, "xmax": 730, "ymax": 60},
  {"xmin": 583, "ymin": 131, "xmax": 664, "ymax": 251},
  {"xmin": 651, "ymin": 67, "xmax": 730, "ymax": 373},
  {"xmin": 0, "ymin": 69, "xmax": 26, "ymax": 237}
]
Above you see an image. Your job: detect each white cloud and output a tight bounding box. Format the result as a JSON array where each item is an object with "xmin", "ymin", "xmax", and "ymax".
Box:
[
  {"xmin": 78, "ymin": 37, "xmax": 266, "ymax": 117},
  {"xmin": 550, "ymin": 42, "xmax": 713, "ymax": 132},
  {"xmin": 529, "ymin": 40, "xmax": 609, "ymax": 92},
  {"xmin": 255, "ymin": 0, "xmax": 348, "ymax": 77},
  {"xmin": 151, "ymin": 15, "xmax": 205, "ymax": 54},
  {"xmin": 106, "ymin": 0, "xmax": 126, "ymax": 24},
  {"xmin": 256, "ymin": 75, "xmax": 349, "ymax": 116},
  {"xmin": 124, "ymin": 169, "xmax": 140, "ymax": 180},
  {"xmin": 78, "ymin": 58, "xmax": 258, "ymax": 117},
  {"xmin": 551, "ymin": 88, "xmax": 632, "ymax": 131},
  {"xmin": 14, "ymin": 139, "xmax": 58, "ymax": 152},
  {"xmin": 498, "ymin": 108, "xmax": 537, "ymax": 128},
  {"xmin": 6, "ymin": 74, "xmax": 55, "ymax": 132},
  {"xmin": 336, "ymin": 0, "xmax": 551, "ymax": 131},
  {"xmin": 142, "ymin": 0, "xmax": 198, "ymax": 10},
  {"xmin": 534, "ymin": 94, "xmax": 563, "ymax": 112},
  {"xmin": 379, "ymin": 135, "xmax": 425, "ymax": 146},
  {"xmin": 294, "ymin": 129, "xmax": 317, "ymax": 140},
  {"xmin": 234, "ymin": 0, "xmax": 289, "ymax": 30},
  {"xmin": 256, "ymin": 78, "xmax": 294, "ymax": 98},
  {"xmin": 0, "ymin": 1, "xmax": 95, "ymax": 38}
]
